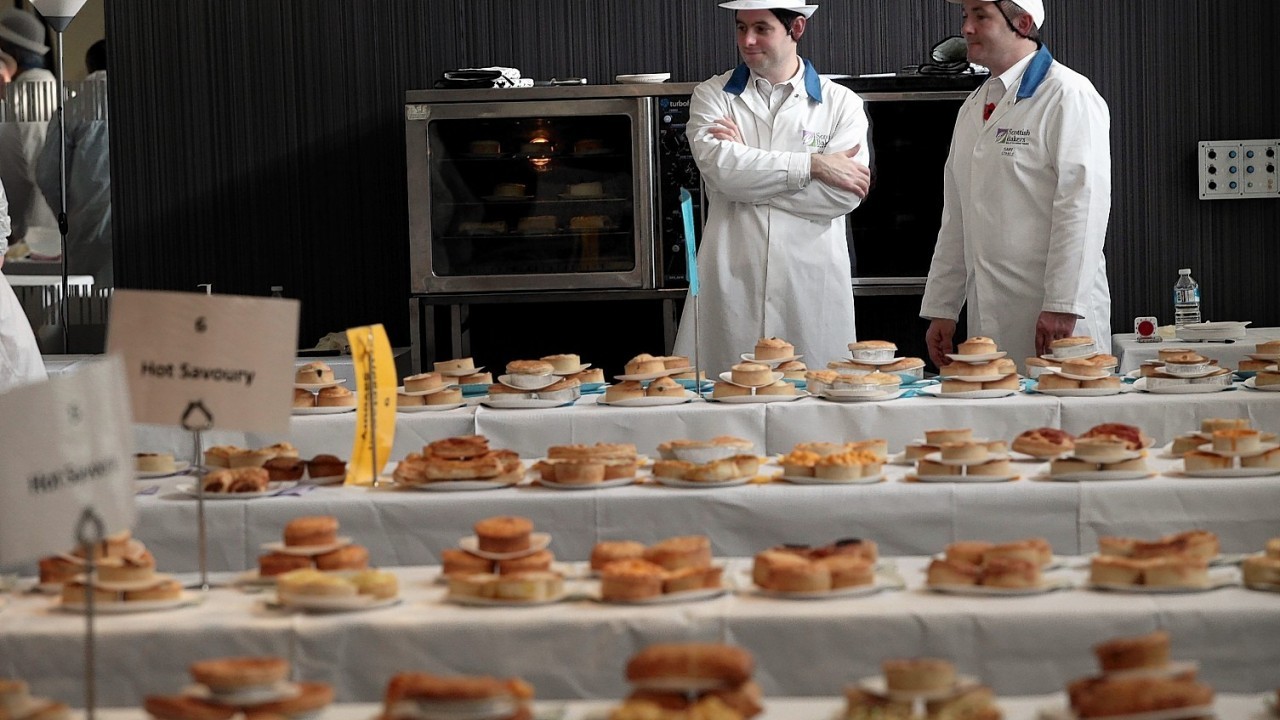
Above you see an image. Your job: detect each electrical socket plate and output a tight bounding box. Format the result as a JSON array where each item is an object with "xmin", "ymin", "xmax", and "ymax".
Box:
[{"xmin": 1199, "ymin": 140, "xmax": 1280, "ymax": 200}]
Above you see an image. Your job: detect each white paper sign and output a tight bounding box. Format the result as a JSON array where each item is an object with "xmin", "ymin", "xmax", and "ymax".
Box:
[
  {"xmin": 106, "ymin": 290, "xmax": 300, "ymax": 434},
  {"xmin": 0, "ymin": 356, "xmax": 136, "ymax": 564}
]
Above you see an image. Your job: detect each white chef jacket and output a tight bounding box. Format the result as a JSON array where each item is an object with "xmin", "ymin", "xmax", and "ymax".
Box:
[
  {"xmin": 920, "ymin": 45, "xmax": 1112, "ymax": 370},
  {"xmin": 674, "ymin": 59, "xmax": 869, "ymax": 373},
  {"xmin": 0, "ymin": 179, "xmax": 49, "ymax": 393},
  {"xmin": 0, "ymin": 69, "xmax": 60, "ymax": 255}
]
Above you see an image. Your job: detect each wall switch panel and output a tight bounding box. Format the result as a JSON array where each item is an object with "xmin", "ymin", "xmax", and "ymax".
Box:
[{"xmin": 1199, "ymin": 139, "xmax": 1280, "ymax": 200}]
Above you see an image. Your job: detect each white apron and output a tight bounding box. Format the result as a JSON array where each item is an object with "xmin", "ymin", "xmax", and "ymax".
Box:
[
  {"xmin": 674, "ymin": 60, "xmax": 869, "ymax": 373},
  {"xmin": 0, "ymin": 273, "xmax": 47, "ymax": 393},
  {"xmin": 921, "ymin": 46, "xmax": 1112, "ymax": 369}
]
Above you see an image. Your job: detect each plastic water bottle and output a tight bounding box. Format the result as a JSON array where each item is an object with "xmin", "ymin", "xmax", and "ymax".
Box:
[{"xmin": 1173, "ymin": 268, "xmax": 1201, "ymax": 327}]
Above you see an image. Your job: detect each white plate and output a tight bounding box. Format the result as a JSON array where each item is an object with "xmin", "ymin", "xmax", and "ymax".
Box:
[
  {"xmin": 939, "ymin": 372, "xmax": 1016, "ymax": 383},
  {"xmin": 918, "ymin": 385, "xmax": 1017, "ymax": 399},
  {"xmin": 856, "ymin": 675, "xmax": 980, "ymax": 702},
  {"xmin": 389, "ymin": 477, "xmax": 519, "ymax": 492},
  {"xmin": 1039, "ymin": 350, "xmax": 1100, "ymax": 362},
  {"xmin": 1247, "ymin": 353, "xmax": 1280, "ymax": 361},
  {"xmin": 136, "ymin": 460, "xmax": 192, "ymax": 479},
  {"xmin": 615, "ymin": 72, "xmax": 671, "ymax": 83},
  {"xmin": 927, "ymin": 578, "xmax": 1074, "ymax": 596},
  {"xmin": 71, "ymin": 573, "xmax": 177, "ymax": 592},
  {"xmin": 184, "ymin": 682, "xmax": 300, "ymax": 706},
  {"xmin": 537, "ymin": 476, "xmax": 638, "ymax": 490},
  {"xmin": 480, "ymin": 397, "xmax": 576, "ymax": 409},
  {"xmin": 1070, "ymin": 448, "xmax": 1145, "ymax": 463},
  {"xmin": 1244, "ymin": 377, "xmax": 1280, "ymax": 392},
  {"xmin": 1124, "ymin": 369, "xmax": 1146, "ymax": 380},
  {"xmin": 1194, "ymin": 441, "xmax": 1280, "ymax": 458},
  {"xmin": 58, "ymin": 592, "xmax": 203, "ymax": 614},
  {"xmin": 550, "ymin": 363, "xmax": 591, "ymax": 375},
  {"xmin": 1036, "ymin": 704, "xmax": 1215, "ymax": 720},
  {"xmin": 718, "ymin": 371, "xmax": 785, "ymax": 388},
  {"xmin": 1132, "ymin": 377, "xmax": 1236, "ymax": 394},
  {"xmin": 944, "ymin": 351, "xmax": 1007, "ymax": 363},
  {"xmin": 436, "ymin": 365, "xmax": 484, "ymax": 377},
  {"xmin": 922, "ymin": 452, "xmax": 1011, "ymax": 466},
  {"xmin": 822, "ymin": 385, "xmax": 902, "ymax": 398},
  {"xmin": 1179, "ymin": 466, "xmax": 1280, "ymax": 478},
  {"xmin": 819, "ymin": 389, "xmax": 907, "ymax": 403},
  {"xmin": 1033, "ymin": 385, "xmax": 1132, "ymax": 397},
  {"xmin": 301, "ymin": 473, "xmax": 345, "ymax": 486},
  {"xmin": 275, "ymin": 593, "xmax": 401, "ymax": 612},
  {"xmin": 614, "ymin": 367, "xmax": 688, "ymax": 382},
  {"xmin": 739, "ymin": 352, "xmax": 803, "ymax": 365},
  {"xmin": 597, "ymin": 392, "xmax": 697, "ymax": 407},
  {"xmin": 778, "ymin": 473, "xmax": 885, "ymax": 485},
  {"xmin": 446, "ymin": 591, "xmax": 569, "ymax": 607},
  {"xmin": 293, "ymin": 380, "xmax": 345, "ymax": 391},
  {"xmin": 842, "ymin": 355, "xmax": 900, "ymax": 366},
  {"xmin": 1246, "ymin": 581, "xmax": 1280, "ymax": 593},
  {"xmin": 751, "ymin": 576, "xmax": 903, "ymax": 601},
  {"xmin": 592, "ymin": 586, "xmax": 727, "ymax": 605},
  {"xmin": 397, "ymin": 383, "xmax": 460, "ymax": 396},
  {"xmin": 1043, "ymin": 470, "xmax": 1153, "ymax": 482},
  {"xmin": 651, "ymin": 475, "xmax": 753, "ymax": 489},
  {"xmin": 291, "ymin": 406, "xmax": 356, "ymax": 415},
  {"xmin": 260, "ymin": 538, "xmax": 353, "ymax": 556},
  {"xmin": 397, "ymin": 403, "xmax": 467, "ymax": 413},
  {"xmin": 458, "ymin": 533, "xmax": 552, "ymax": 560},
  {"xmin": 914, "ymin": 471, "xmax": 1018, "ymax": 483},
  {"xmin": 706, "ymin": 391, "xmax": 810, "ymax": 404},
  {"xmin": 1088, "ymin": 576, "xmax": 1236, "ymax": 594},
  {"xmin": 175, "ymin": 482, "xmax": 298, "ymax": 499}
]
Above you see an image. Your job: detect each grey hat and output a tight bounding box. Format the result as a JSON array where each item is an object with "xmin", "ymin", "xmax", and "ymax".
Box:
[{"xmin": 0, "ymin": 9, "xmax": 50, "ymax": 56}]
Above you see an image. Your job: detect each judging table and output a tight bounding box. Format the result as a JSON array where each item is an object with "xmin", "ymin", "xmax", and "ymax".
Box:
[
  {"xmin": 1112, "ymin": 328, "xmax": 1280, "ymax": 373},
  {"xmin": 123, "ymin": 450, "xmax": 1280, "ymax": 573},
  {"xmin": 2, "ymin": 558, "xmax": 1277, "ymax": 706},
  {"xmin": 84, "ymin": 695, "xmax": 1280, "ymax": 719}
]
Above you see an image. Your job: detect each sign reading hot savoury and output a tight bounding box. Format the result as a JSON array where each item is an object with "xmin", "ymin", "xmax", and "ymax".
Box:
[
  {"xmin": 106, "ymin": 290, "xmax": 300, "ymax": 434},
  {"xmin": 0, "ymin": 357, "xmax": 135, "ymax": 564}
]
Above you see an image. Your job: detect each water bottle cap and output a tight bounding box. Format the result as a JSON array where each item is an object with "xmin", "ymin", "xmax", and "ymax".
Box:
[{"xmin": 1178, "ymin": 268, "xmax": 1191, "ymax": 274}]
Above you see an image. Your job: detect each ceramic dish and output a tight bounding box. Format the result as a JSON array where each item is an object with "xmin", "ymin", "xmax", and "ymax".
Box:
[
  {"xmin": 1042, "ymin": 470, "xmax": 1154, "ymax": 482},
  {"xmin": 175, "ymin": 482, "xmax": 298, "ymax": 499},
  {"xmin": 938, "ymin": 372, "xmax": 1016, "ymax": 384},
  {"xmin": 291, "ymin": 406, "xmax": 356, "ymax": 415},
  {"xmin": 739, "ymin": 352, "xmax": 803, "ymax": 365},
  {"xmin": 136, "ymin": 461, "xmax": 192, "ymax": 479},
  {"xmin": 819, "ymin": 389, "xmax": 907, "ymax": 403},
  {"xmin": 596, "ymin": 392, "xmax": 698, "ymax": 408},
  {"xmin": 855, "ymin": 675, "xmax": 980, "ymax": 703},
  {"xmin": 1243, "ymin": 377, "xmax": 1280, "ymax": 392},
  {"xmin": 1032, "ymin": 385, "xmax": 1132, "ymax": 397},
  {"xmin": 918, "ymin": 385, "xmax": 1018, "ymax": 400},
  {"xmin": 397, "ymin": 383, "xmax": 461, "ymax": 397},
  {"xmin": 458, "ymin": 533, "xmax": 553, "ymax": 560},
  {"xmin": 614, "ymin": 368, "xmax": 687, "ymax": 382},
  {"xmin": 718, "ymin": 371, "xmax": 785, "ymax": 388},
  {"xmin": 480, "ymin": 397, "xmax": 576, "ymax": 409},
  {"xmin": 777, "ymin": 473, "xmax": 885, "ymax": 485},
  {"xmin": 943, "ymin": 351, "xmax": 1007, "ymax": 363},
  {"xmin": 912, "ymin": 472, "xmax": 1018, "ymax": 483},
  {"xmin": 436, "ymin": 365, "xmax": 485, "ymax": 377},
  {"xmin": 706, "ymin": 391, "xmax": 810, "ymax": 404},
  {"xmin": 750, "ymin": 575, "xmax": 904, "ymax": 601},
  {"xmin": 445, "ymin": 591, "xmax": 569, "ymax": 607},
  {"xmin": 651, "ymin": 475, "xmax": 753, "ymax": 489},
  {"xmin": 921, "ymin": 452, "xmax": 1011, "ymax": 466},
  {"xmin": 293, "ymin": 380, "xmax": 345, "ymax": 391},
  {"xmin": 274, "ymin": 594, "xmax": 401, "ymax": 612},
  {"xmin": 926, "ymin": 578, "xmax": 1074, "ymax": 596},
  {"xmin": 260, "ymin": 538, "xmax": 353, "ymax": 556},
  {"xmin": 183, "ymin": 682, "xmax": 300, "ymax": 706},
  {"xmin": 591, "ymin": 586, "xmax": 727, "ymax": 605},
  {"xmin": 1193, "ymin": 441, "xmax": 1280, "ymax": 458},
  {"xmin": 536, "ymin": 475, "xmax": 639, "ymax": 491},
  {"xmin": 1178, "ymin": 466, "xmax": 1280, "ymax": 479},
  {"xmin": 58, "ymin": 592, "xmax": 203, "ymax": 614}
]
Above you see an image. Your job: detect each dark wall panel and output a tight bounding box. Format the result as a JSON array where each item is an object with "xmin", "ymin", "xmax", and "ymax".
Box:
[{"xmin": 107, "ymin": 0, "xmax": 1280, "ymax": 348}]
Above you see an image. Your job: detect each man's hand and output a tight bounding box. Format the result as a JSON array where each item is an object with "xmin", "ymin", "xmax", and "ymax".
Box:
[
  {"xmin": 811, "ymin": 144, "xmax": 871, "ymax": 198},
  {"xmin": 1035, "ymin": 311, "xmax": 1079, "ymax": 356},
  {"xmin": 926, "ymin": 318, "xmax": 957, "ymax": 368},
  {"xmin": 708, "ymin": 116, "xmax": 743, "ymax": 144}
]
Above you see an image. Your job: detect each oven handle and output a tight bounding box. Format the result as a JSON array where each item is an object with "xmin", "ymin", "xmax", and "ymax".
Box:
[{"xmin": 851, "ymin": 277, "xmax": 927, "ymax": 296}]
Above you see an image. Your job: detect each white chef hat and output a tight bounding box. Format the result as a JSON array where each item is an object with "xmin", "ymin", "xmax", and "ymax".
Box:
[
  {"xmin": 0, "ymin": 8, "xmax": 50, "ymax": 56},
  {"xmin": 719, "ymin": 0, "xmax": 819, "ymax": 19},
  {"xmin": 946, "ymin": 0, "xmax": 1045, "ymax": 29}
]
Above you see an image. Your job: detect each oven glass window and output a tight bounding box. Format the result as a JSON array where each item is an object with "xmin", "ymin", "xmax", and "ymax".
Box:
[{"xmin": 427, "ymin": 115, "xmax": 636, "ymax": 277}]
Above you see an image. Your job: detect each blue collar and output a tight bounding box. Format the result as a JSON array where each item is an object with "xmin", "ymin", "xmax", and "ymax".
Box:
[
  {"xmin": 723, "ymin": 58, "xmax": 823, "ymax": 103},
  {"xmin": 1015, "ymin": 45, "xmax": 1054, "ymax": 101}
]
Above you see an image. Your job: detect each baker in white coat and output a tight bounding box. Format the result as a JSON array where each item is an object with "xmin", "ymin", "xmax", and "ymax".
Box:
[
  {"xmin": 920, "ymin": 0, "xmax": 1112, "ymax": 371},
  {"xmin": 673, "ymin": 0, "xmax": 871, "ymax": 374},
  {"xmin": 0, "ymin": 178, "xmax": 50, "ymax": 393}
]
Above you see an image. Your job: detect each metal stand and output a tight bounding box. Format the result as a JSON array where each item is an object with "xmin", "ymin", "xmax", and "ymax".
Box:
[
  {"xmin": 365, "ymin": 328, "xmax": 379, "ymax": 486},
  {"xmin": 692, "ymin": 297, "xmax": 704, "ymax": 400},
  {"xmin": 181, "ymin": 401, "xmax": 214, "ymax": 590},
  {"xmin": 75, "ymin": 508, "xmax": 104, "ymax": 720},
  {"xmin": 51, "ymin": 28, "xmax": 70, "ymax": 354}
]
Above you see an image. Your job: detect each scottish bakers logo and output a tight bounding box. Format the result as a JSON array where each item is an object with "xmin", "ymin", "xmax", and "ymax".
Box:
[
  {"xmin": 995, "ymin": 128, "xmax": 1031, "ymax": 146},
  {"xmin": 802, "ymin": 129, "xmax": 831, "ymax": 150}
]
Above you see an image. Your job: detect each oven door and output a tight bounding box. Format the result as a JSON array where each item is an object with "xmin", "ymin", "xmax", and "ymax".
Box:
[{"xmin": 406, "ymin": 98, "xmax": 656, "ymax": 294}]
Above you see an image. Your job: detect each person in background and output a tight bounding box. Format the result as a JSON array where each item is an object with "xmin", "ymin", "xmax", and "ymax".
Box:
[
  {"xmin": 672, "ymin": 0, "xmax": 871, "ymax": 373},
  {"xmin": 0, "ymin": 176, "xmax": 50, "ymax": 392},
  {"xmin": 38, "ymin": 39, "xmax": 112, "ymax": 287},
  {"xmin": 0, "ymin": 7, "xmax": 60, "ymax": 257},
  {"xmin": 920, "ymin": 0, "xmax": 1111, "ymax": 371}
]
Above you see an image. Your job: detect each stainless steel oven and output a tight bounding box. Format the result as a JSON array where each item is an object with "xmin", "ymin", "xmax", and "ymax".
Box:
[{"xmin": 405, "ymin": 92, "xmax": 666, "ymax": 294}]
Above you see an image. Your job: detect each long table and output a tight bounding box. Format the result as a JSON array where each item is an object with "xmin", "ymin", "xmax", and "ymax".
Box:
[
  {"xmin": 3, "ymin": 559, "xmax": 1276, "ymax": 707},
  {"xmin": 86, "ymin": 695, "xmax": 1279, "ymax": 720},
  {"xmin": 1113, "ymin": 328, "xmax": 1280, "ymax": 373},
  {"xmin": 122, "ymin": 449, "xmax": 1280, "ymax": 574}
]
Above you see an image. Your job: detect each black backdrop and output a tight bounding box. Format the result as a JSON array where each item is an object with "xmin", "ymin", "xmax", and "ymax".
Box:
[{"xmin": 106, "ymin": 0, "xmax": 1280, "ymax": 364}]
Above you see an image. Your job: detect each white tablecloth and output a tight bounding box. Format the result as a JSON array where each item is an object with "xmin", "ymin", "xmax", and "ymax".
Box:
[
  {"xmin": 1113, "ymin": 327, "xmax": 1280, "ymax": 372},
  {"xmin": 85, "ymin": 695, "xmax": 1280, "ymax": 719},
  {"xmin": 3, "ymin": 559, "xmax": 1277, "ymax": 707}
]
